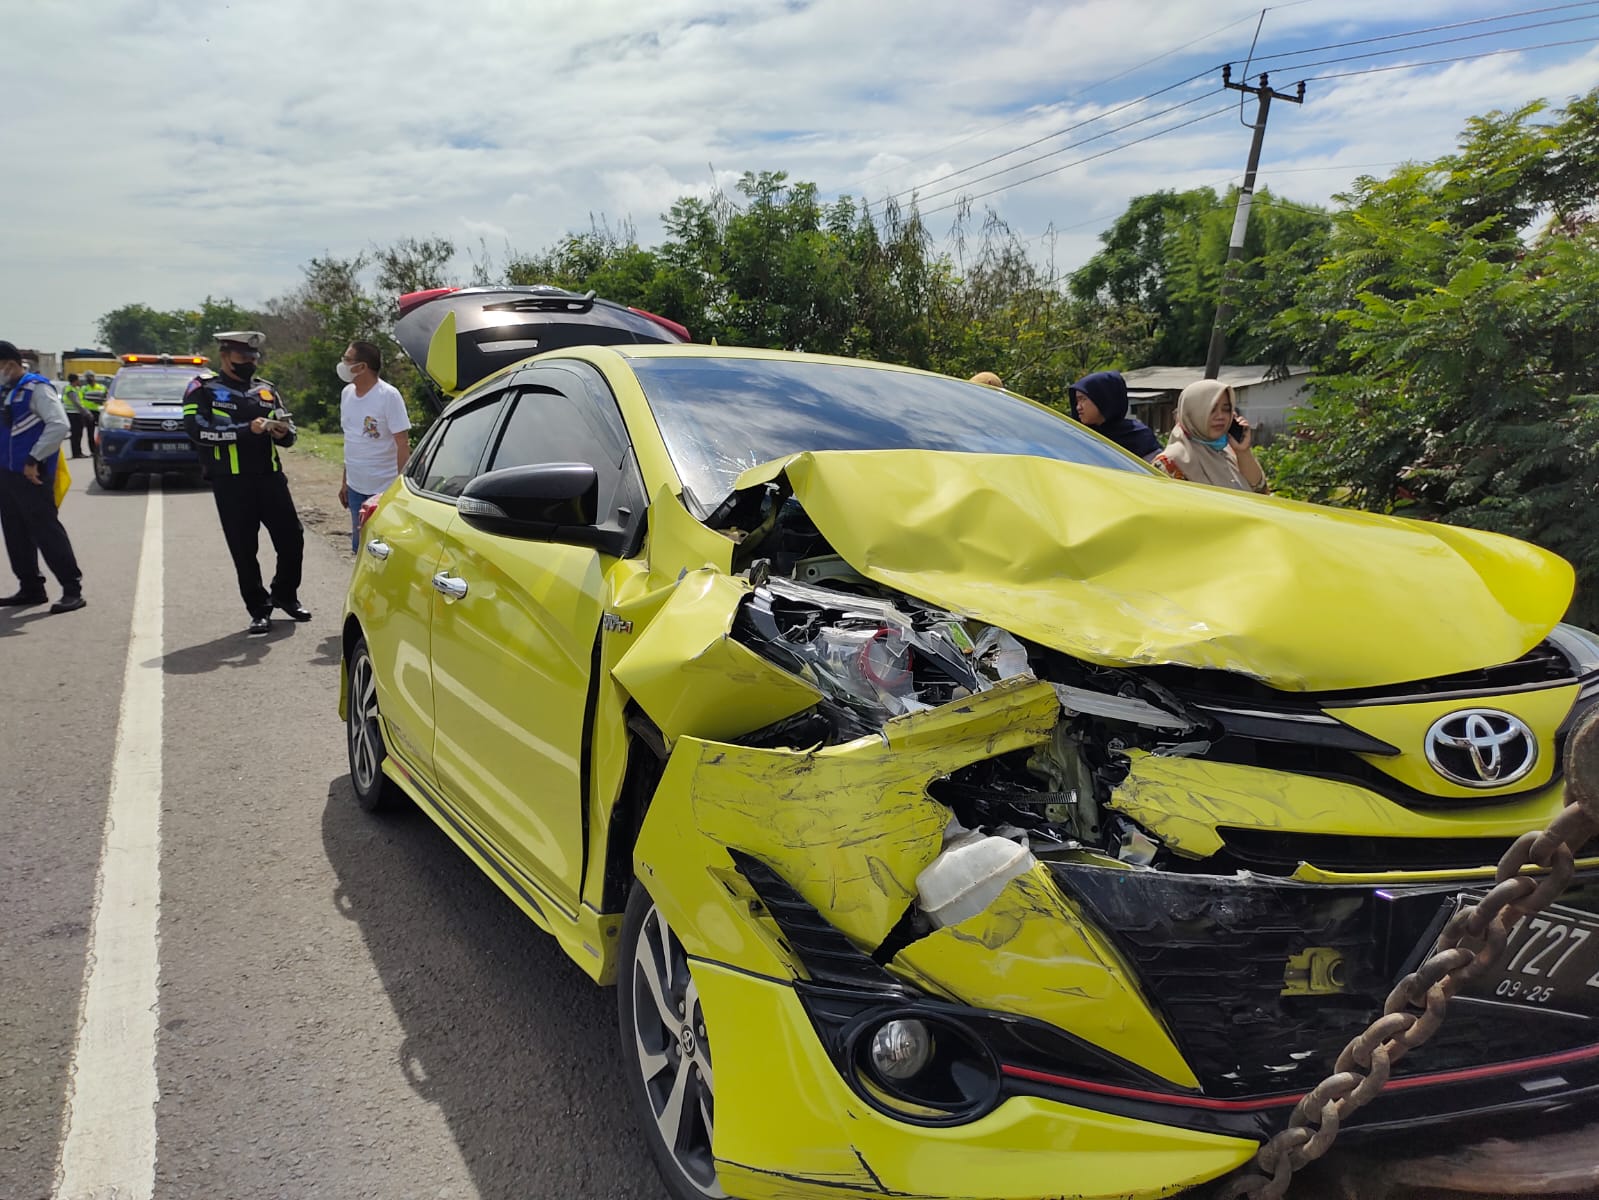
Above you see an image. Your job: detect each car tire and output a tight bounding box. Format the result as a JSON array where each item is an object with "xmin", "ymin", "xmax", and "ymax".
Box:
[
  {"xmin": 346, "ymin": 635, "xmax": 400, "ymax": 812},
  {"xmin": 92, "ymin": 451, "xmax": 129, "ymax": 491},
  {"xmin": 618, "ymin": 880, "xmax": 726, "ymax": 1200}
]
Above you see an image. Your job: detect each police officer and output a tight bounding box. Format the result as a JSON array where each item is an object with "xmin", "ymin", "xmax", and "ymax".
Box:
[
  {"xmin": 183, "ymin": 331, "xmax": 310, "ymax": 636},
  {"xmin": 0, "ymin": 341, "xmax": 85, "ymax": 612},
  {"xmin": 62, "ymin": 373, "xmax": 91, "ymax": 458},
  {"xmin": 80, "ymin": 371, "xmax": 106, "ymax": 424}
]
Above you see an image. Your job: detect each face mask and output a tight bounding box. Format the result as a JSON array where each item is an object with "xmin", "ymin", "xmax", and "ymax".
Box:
[
  {"xmin": 336, "ymin": 361, "xmax": 357, "ymax": 384},
  {"xmin": 231, "ymin": 360, "xmax": 257, "ymax": 383}
]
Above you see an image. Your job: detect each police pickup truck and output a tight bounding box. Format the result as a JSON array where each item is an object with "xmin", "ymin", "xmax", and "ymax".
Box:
[{"xmin": 92, "ymin": 353, "xmax": 210, "ymax": 489}]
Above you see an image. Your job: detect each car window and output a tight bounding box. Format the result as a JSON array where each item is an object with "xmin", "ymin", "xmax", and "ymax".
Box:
[
  {"xmin": 405, "ymin": 417, "xmax": 447, "ymax": 486},
  {"xmin": 488, "ymin": 376, "xmax": 624, "ymax": 473},
  {"xmin": 629, "ymin": 356, "xmax": 1151, "ymax": 513},
  {"xmin": 110, "ymin": 370, "xmax": 193, "ymax": 402},
  {"xmin": 418, "ymin": 395, "xmax": 506, "ymax": 498},
  {"xmin": 487, "ymin": 366, "xmax": 641, "ymax": 527}
]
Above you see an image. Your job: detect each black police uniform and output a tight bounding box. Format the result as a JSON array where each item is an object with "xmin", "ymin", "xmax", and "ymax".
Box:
[{"xmin": 183, "ymin": 369, "xmax": 306, "ymax": 623}]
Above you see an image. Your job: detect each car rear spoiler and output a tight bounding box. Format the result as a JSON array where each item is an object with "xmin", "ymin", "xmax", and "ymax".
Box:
[{"xmin": 394, "ymin": 285, "xmax": 691, "ymax": 411}]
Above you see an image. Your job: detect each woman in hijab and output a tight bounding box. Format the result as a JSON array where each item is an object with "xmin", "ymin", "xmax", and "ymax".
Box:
[
  {"xmin": 1069, "ymin": 371, "xmax": 1161, "ymax": 461},
  {"xmin": 1153, "ymin": 378, "xmax": 1268, "ymax": 492}
]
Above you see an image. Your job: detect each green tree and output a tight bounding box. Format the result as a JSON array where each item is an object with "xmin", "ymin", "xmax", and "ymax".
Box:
[
  {"xmin": 1267, "ymin": 90, "xmax": 1599, "ymax": 624},
  {"xmin": 1072, "ymin": 186, "xmax": 1330, "ymax": 365},
  {"xmin": 98, "ymin": 297, "xmax": 263, "ymax": 354},
  {"xmin": 96, "ymin": 304, "xmax": 189, "ymax": 354},
  {"xmin": 181, "ymin": 297, "xmax": 262, "ymax": 352},
  {"xmin": 264, "ymin": 253, "xmax": 387, "ymax": 429},
  {"xmin": 373, "ymin": 236, "xmax": 456, "ymax": 305}
]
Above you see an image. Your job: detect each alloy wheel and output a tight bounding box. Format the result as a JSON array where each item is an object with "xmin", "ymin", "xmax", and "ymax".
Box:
[
  {"xmin": 348, "ymin": 650, "xmax": 382, "ymax": 796},
  {"xmin": 629, "ymin": 902, "xmax": 725, "ymax": 1198}
]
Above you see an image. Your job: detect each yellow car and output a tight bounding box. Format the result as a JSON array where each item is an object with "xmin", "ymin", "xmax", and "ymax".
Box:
[{"xmin": 340, "ymin": 289, "xmax": 1599, "ymax": 1200}]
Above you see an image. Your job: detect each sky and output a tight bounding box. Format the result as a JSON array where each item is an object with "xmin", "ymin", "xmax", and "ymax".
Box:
[{"xmin": 8, "ymin": 0, "xmax": 1599, "ymax": 356}]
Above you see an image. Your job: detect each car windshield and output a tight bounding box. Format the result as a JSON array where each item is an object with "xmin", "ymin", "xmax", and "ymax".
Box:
[
  {"xmin": 112, "ymin": 370, "xmax": 194, "ymax": 402},
  {"xmin": 630, "ymin": 356, "xmax": 1150, "ymax": 511}
]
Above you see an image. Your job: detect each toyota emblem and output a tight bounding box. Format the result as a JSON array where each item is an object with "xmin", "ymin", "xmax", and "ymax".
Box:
[
  {"xmin": 162, "ymin": 419, "xmax": 180, "ymax": 430},
  {"xmin": 1424, "ymin": 708, "xmax": 1537, "ymax": 788}
]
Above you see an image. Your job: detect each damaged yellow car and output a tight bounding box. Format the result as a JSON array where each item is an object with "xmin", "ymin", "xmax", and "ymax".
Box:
[{"xmin": 340, "ymin": 286, "xmax": 1599, "ymax": 1200}]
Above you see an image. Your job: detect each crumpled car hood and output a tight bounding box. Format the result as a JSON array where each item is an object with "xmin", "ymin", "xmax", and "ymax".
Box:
[{"xmin": 734, "ymin": 450, "xmax": 1573, "ymax": 692}]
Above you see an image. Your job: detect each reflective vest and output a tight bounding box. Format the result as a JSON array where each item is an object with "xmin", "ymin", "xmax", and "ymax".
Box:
[
  {"xmin": 62, "ymin": 384, "xmax": 87, "ymax": 415},
  {"xmin": 183, "ymin": 373, "xmax": 294, "ymax": 476},
  {"xmin": 80, "ymin": 382, "xmax": 107, "ymax": 413},
  {"xmin": 2, "ymin": 371, "xmax": 58, "ymax": 476}
]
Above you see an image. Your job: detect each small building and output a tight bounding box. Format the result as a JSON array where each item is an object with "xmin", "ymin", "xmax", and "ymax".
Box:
[{"xmin": 1121, "ymin": 364, "xmax": 1312, "ymax": 444}]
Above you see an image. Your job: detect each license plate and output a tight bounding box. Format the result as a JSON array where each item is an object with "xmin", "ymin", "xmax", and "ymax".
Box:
[
  {"xmin": 151, "ymin": 441, "xmax": 191, "ymax": 453},
  {"xmin": 1441, "ymin": 897, "xmax": 1599, "ymax": 1018}
]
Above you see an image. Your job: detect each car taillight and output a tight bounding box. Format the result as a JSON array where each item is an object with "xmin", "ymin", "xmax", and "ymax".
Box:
[{"xmin": 358, "ymin": 494, "xmax": 381, "ymax": 528}]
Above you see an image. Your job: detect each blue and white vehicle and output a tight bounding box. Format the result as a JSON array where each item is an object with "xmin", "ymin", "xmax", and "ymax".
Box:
[{"xmin": 93, "ymin": 353, "xmax": 210, "ymax": 490}]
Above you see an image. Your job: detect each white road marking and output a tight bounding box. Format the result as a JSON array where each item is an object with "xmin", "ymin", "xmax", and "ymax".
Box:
[{"xmin": 54, "ymin": 481, "xmax": 164, "ymax": 1200}]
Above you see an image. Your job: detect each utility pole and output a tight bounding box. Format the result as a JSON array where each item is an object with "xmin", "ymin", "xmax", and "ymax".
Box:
[{"xmin": 1202, "ymin": 67, "xmax": 1304, "ymax": 380}]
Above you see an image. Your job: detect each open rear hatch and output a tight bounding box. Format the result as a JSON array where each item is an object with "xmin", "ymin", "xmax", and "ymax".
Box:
[{"xmin": 394, "ymin": 285, "xmax": 690, "ymax": 405}]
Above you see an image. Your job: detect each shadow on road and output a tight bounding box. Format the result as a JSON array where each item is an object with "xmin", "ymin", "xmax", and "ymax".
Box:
[
  {"xmin": 320, "ymin": 777, "xmax": 665, "ymax": 1199},
  {"xmin": 153, "ymin": 623, "xmax": 303, "ymax": 673},
  {"xmin": 309, "ymin": 631, "xmax": 342, "ymax": 668},
  {"xmin": 0, "ymin": 606, "xmax": 60, "ymax": 637}
]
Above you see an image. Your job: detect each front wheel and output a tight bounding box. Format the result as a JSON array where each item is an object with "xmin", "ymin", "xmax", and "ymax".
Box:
[
  {"xmin": 346, "ymin": 635, "xmax": 400, "ymax": 812},
  {"xmin": 92, "ymin": 450, "xmax": 128, "ymax": 491},
  {"xmin": 618, "ymin": 881, "xmax": 726, "ymax": 1200}
]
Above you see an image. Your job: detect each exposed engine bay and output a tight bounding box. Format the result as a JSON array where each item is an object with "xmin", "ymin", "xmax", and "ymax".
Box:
[
  {"xmin": 706, "ymin": 478, "xmax": 1594, "ymax": 898},
  {"xmin": 713, "ymin": 479, "xmax": 1219, "ymax": 886}
]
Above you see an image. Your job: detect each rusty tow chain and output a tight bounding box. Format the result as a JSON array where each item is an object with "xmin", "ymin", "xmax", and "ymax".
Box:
[{"xmin": 1220, "ymin": 705, "xmax": 1599, "ymax": 1200}]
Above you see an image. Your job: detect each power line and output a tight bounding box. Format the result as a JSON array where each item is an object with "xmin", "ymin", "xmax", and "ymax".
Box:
[
  {"xmin": 907, "ymin": 89, "xmax": 1225, "ymax": 209},
  {"xmin": 876, "ymin": 8, "xmax": 1597, "ymax": 221},
  {"xmin": 921, "ymin": 103, "xmax": 1239, "ymax": 218},
  {"xmin": 1257, "ymin": 12, "xmax": 1599, "ymax": 77},
  {"xmin": 882, "ymin": 12, "xmax": 1595, "ymax": 218},
  {"xmin": 1302, "ymin": 34, "xmax": 1599, "ymax": 82},
  {"xmin": 1235, "ymin": 8, "xmax": 1269, "ymax": 129},
  {"xmin": 850, "ymin": 4, "xmax": 1307, "ymax": 192},
  {"xmin": 883, "ymin": 74, "xmax": 1216, "ymax": 205},
  {"xmin": 1224, "ymin": 1, "xmax": 1599, "ymax": 66}
]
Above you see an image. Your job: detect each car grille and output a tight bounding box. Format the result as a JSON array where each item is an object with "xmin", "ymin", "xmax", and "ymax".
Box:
[
  {"xmin": 1214, "ymin": 827, "xmax": 1599, "ymax": 873},
  {"xmin": 132, "ymin": 414, "xmax": 188, "ymax": 432},
  {"xmin": 1052, "ymin": 862, "xmax": 1599, "ymax": 1097}
]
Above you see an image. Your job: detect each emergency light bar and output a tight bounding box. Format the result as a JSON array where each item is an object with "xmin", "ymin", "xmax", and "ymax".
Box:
[{"xmin": 121, "ymin": 354, "xmax": 209, "ymax": 365}]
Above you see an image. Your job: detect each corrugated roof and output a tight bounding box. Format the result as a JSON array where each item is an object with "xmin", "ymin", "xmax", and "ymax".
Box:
[{"xmin": 1121, "ymin": 364, "xmax": 1310, "ymax": 390}]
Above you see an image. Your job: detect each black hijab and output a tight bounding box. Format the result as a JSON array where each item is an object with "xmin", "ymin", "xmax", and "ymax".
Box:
[{"xmin": 1070, "ymin": 370, "xmax": 1161, "ymax": 459}]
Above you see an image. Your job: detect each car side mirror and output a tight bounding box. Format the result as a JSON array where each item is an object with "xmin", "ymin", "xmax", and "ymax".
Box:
[{"xmin": 458, "ymin": 463, "xmax": 630, "ymax": 555}]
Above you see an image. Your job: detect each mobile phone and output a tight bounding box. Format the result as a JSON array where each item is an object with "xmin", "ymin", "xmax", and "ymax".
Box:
[{"xmin": 1228, "ymin": 417, "xmax": 1246, "ymax": 442}]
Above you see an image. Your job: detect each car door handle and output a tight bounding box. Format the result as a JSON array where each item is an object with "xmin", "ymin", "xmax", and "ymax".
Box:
[
  {"xmin": 365, "ymin": 539, "xmax": 391, "ymax": 560},
  {"xmin": 432, "ymin": 571, "xmax": 469, "ymax": 600}
]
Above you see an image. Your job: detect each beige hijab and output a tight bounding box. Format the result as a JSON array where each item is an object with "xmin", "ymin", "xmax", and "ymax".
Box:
[{"xmin": 1160, "ymin": 379, "xmax": 1253, "ymax": 490}]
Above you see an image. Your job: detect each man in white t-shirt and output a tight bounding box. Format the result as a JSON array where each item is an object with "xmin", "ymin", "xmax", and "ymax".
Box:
[{"xmin": 337, "ymin": 341, "xmax": 411, "ymax": 552}]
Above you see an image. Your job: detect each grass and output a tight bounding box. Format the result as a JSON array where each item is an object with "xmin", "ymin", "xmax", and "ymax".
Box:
[{"xmin": 293, "ymin": 427, "xmax": 345, "ymax": 463}]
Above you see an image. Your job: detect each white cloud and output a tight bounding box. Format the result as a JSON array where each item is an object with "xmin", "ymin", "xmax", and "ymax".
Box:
[{"xmin": 8, "ymin": 0, "xmax": 1598, "ymax": 352}]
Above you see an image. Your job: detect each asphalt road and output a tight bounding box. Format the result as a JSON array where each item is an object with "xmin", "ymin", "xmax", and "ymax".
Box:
[{"xmin": 2, "ymin": 452, "xmax": 667, "ymax": 1200}]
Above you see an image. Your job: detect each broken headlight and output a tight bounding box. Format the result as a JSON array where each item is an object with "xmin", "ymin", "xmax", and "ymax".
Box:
[
  {"xmin": 734, "ymin": 576, "xmax": 1033, "ymax": 738},
  {"xmin": 1552, "ymin": 624, "xmax": 1599, "ymax": 703}
]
